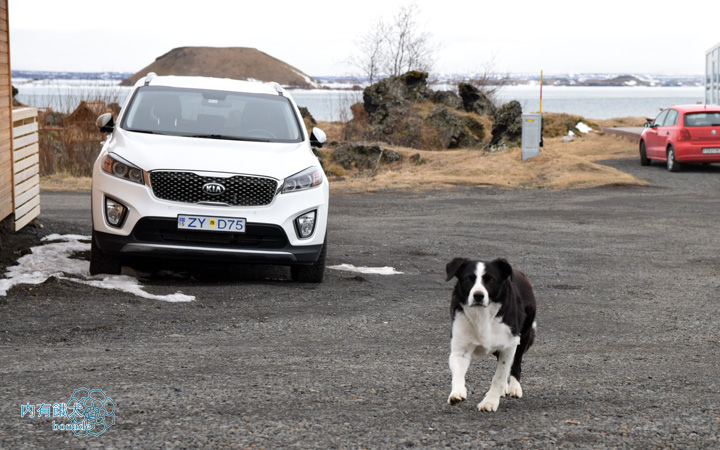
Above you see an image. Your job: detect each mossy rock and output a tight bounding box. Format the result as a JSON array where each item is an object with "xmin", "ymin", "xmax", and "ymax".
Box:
[
  {"xmin": 362, "ymin": 71, "xmax": 432, "ymax": 123},
  {"xmin": 332, "ymin": 142, "xmax": 403, "ymax": 172},
  {"xmin": 458, "ymin": 83, "xmax": 496, "ymax": 116},
  {"xmin": 490, "ymin": 100, "xmax": 523, "ymax": 147},
  {"xmin": 427, "ymin": 105, "xmax": 483, "ymax": 149}
]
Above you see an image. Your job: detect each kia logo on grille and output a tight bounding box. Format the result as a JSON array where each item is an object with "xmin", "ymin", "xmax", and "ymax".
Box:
[{"xmin": 202, "ymin": 182, "xmax": 225, "ymax": 195}]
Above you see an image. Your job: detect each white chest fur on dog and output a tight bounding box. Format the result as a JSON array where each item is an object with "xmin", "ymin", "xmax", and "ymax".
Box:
[
  {"xmin": 445, "ymin": 257, "xmax": 537, "ymax": 412},
  {"xmin": 451, "ymin": 304, "xmax": 521, "ymax": 358}
]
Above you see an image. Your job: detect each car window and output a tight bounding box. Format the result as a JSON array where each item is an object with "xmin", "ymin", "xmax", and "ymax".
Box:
[
  {"xmin": 684, "ymin": 112, "xmax": 720, "ymax": 127},
  {"xmin": 652, "ymin": 110, "xmax": 669, "ymax": 127},
  {"xmin": 121, "ymin": 86, "xmax": 303, "ymax": 143},
  {"xmin": 663, "ymin": 109, "xmax": 678, "ymax": 127}
]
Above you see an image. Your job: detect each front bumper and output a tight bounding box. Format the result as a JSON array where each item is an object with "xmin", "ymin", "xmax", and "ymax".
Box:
[
  {"xmin": 91, "ymin": 159, "xmax": 329, "ymax": 266},
  {"xmin": 94, "ymin": 218, "xmax": 324, "ymax": 265}
]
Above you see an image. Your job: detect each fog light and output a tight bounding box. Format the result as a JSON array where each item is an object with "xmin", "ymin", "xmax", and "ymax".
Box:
[
  {"xmin": 295, "ymin": 210, "xmax": 316, "ymax": 239},
  {"xmin": 105, "ymin": 197, "xmax": 127, "ymax": 227}
]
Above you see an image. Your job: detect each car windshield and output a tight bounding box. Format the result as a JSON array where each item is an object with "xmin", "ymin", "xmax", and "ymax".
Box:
[
  {"xmin": 684, "ymin": 112, "xmax": 720, "ymax": 127},
  {"xmin": 121, "ymin": 86, "xmax": 303, "ymax": 142}
]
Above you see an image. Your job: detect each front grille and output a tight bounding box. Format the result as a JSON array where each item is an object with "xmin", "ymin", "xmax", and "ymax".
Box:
[
  {"xmin": 132, "ymin": 218, "xmax": 288, "ymax": 249},
  {"xmin": 149, "ymin": 171, "xmax": 278, "ymax": 206}
]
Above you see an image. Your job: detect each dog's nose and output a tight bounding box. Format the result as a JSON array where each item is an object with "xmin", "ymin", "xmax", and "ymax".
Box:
[{"xmin": 473, "ymin": 292, "xmax": 485, "ymax": 302}]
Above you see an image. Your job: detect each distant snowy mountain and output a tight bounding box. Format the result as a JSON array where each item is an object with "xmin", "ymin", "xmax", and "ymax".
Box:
[
  {"xmin": 12, "ymin": 71, "xmax": 704, "ymax": 88},
  {"xmin": 11, "ymin": 70, "xmax": 132, "ymax": 81}
]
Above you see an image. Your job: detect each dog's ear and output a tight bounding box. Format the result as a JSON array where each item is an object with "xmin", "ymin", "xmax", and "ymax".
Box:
[
  {"xmin": 446, "ymin": 258, "xmax": 469, "ymax": 282},
  {"xmin": 492, "ymin": 258, "xmax": 513, "ymax": 281}
]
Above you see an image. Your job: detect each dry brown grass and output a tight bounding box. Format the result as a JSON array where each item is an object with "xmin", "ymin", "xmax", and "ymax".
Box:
[
  {"xmin": 40, "ymin": 173, "xmax": 93, "ymax": 192},
  {"xmin": 315, "ymin": 121, "xmax": 345, "ymax": 142},
  {"xmin": 320, "ymin": 132, "xmax": 643, "ymax": 193},
  {"xmin": 40, "ymin": 127, "xmax": 643, "ymax": 194},
  {"xmin": 596, "ymin": 117, "xmax": 648, "ymax": 128}
]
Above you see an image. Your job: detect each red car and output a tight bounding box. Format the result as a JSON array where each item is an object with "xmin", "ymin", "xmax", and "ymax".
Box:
[{"xmin": 639, "ymin": 105, "xmax": 720, "ymax": 172}]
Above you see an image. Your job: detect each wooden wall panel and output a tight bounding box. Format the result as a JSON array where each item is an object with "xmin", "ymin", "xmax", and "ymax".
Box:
[{"xmin": 0, "ymin": 3, "xmax": 12, "ymax": 222}]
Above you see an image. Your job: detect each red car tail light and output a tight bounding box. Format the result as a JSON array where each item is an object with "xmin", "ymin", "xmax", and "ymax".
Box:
[{"xmin": 678, "ymin": 128, "xmax": 691, "ymax": 141}]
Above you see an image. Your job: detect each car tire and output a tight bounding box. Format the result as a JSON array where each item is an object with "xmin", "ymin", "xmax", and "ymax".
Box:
[
  {"xmin": 639, "ymin": 141, "xmax": 650, "ymax": 166},
  {"xmin": 89, "ymin": 230, "xmax": 122, "ymax": 275},
  {"xmin": 667, "ymin": 146, "xmax": 681, "ymax": 172},
  {"xmin": 291, "ymin": 237, "xmax": 326, "ymax": 283}
]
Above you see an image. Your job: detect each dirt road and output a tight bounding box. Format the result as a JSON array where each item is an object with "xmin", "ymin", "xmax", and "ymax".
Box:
[{"xmin": 1, "ymin": 158, "xmax": 719, "ymax": 448}]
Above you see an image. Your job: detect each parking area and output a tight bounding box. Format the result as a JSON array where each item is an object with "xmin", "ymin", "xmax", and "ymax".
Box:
[{"xmin": 1, "ymin": 157, "xmax": 719, "ymax": 448}]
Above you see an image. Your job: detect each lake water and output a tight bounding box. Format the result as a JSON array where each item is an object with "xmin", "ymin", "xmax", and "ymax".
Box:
[{"xmin": 13, "ymin": 79, "xmax": 704, "ymax": 122}]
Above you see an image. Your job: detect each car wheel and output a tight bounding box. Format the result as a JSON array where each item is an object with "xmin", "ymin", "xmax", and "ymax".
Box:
[
  {"xmin": 667, "ymin": 146, "xmax": 681, "ymax": 172},
  {"xmin": 89, "ymin": 230, "xmax": 122, "ymax": 275},
  {"xmin": 639, "ymin": 141, "xmax": 650, "ymax": 166},
  {"xmin": 291, "ymin": 237, "xmax": 326, "ymax": 283}
]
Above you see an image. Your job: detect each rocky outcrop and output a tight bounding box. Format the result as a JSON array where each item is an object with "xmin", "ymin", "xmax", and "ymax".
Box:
[
  {"xmin": 345, "ymin": 71, "xmax": 486, "ymax": 150},
  {"xmin": 458, "ymin": 83, "xmax": 496, "ymax": 116},
  {"xmin": 362, "ymin": 71, "xmax": 432, "ymax": 123},
  {"xmin": 332, "ymin": 142, "xmax": 403, "ymax": 175},
  {"xmin": 426, "ymin": 105, "xmax": 484, "ymax": 149},
  {"xmin": 490, "ymin": 100, "xmax": 523, "ymax": 147}
]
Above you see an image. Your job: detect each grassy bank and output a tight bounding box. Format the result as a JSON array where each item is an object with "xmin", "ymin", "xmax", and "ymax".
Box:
[{"xmin": 40, "ymin": 116, "xmax": 644, "ymax": 193}]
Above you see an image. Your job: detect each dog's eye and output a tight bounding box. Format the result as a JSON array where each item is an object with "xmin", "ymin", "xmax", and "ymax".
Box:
[{"xmin": 486, "ymin": 277, "xmax": 494, "ymax": 284}]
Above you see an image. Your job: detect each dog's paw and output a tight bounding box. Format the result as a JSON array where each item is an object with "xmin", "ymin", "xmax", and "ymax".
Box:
[
  {"xmin": 505, "ymin": 376, "xmax": 523, "ymax": 398},
  {"xmin": 448, "ymin": 387, "xmax": 467, "ymax": 405},
  {"xmin": 477, "ymin": 396, "xmax": 500, "ymax": 412}
]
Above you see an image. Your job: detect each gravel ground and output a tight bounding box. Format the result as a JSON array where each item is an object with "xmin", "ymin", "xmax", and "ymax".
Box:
[{"xmin": 1, "ymin": 158, "xmax": 719, "ymax": 448}]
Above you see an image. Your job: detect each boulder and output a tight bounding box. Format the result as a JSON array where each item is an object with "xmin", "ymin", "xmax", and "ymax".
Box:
[
  {"xmin": 427, "ymin": 105, "xmax": 483, "ymax": 149},
  {"xmin": 429, "ymin": 90, "xmax": 462, "ymax": 109},
  {"xmin": 366, "ymin": 105, "xmax": 423, "ymax": 148},
  {"xmin": 332, "ymin": 143, "xmax": 403, "ymax": 173},
  {"xmin": 490, "ymin": 100, "xmax": 523, "ymax": 147},
  {"xmin": 458, "ymin": 83, "xmax": 496, "ymax": 116},
  {"xmin": 362, "ymin": 71, "xmax": 432, "ymax": 123}
]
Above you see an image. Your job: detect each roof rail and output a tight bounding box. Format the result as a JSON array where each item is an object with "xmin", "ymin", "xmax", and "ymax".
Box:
[
  {"xmin": 144, "ymin": 72, "xmax": 157, "ymax": 86},
  {"xmin": 270, "ymin": 82, "xmax": 284, "ymax": 96}
]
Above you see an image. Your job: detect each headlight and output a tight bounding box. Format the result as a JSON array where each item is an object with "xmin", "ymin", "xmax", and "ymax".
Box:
[
  {"xmin": 101, "ymin": 154, "xmax": 145, "ymax": 184},
  {"xmin": 282, "ymin": 167, "xmax": 323, "ymax": 193}
]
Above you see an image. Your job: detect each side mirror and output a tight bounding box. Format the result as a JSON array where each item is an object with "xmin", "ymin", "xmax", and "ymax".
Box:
[
  {"xmin": 310, "ymin": 127, "xmax": 327, "ymax": 148},
  {"xmin": 96, "ymin": 113, "xmax": 115, "ymax": 133}
]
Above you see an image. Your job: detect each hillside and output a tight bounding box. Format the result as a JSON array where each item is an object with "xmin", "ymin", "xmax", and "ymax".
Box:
[{"xmin": 119, "ymin": 47, "xmax": 315, "ymax": 88}]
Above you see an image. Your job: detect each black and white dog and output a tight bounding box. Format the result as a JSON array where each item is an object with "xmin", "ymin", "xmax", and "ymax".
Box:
[{"xmin": 445, "ymin": 257, "xmax": 536, "ymax": 412}]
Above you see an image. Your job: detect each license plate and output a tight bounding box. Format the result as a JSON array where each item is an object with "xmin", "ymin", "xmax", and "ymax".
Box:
[
  {"xmin": 702, "ymin": 148, "xmax": 720, "ymax": 154},
  {"xmin": 177, "ymin": 215, "xmax": 246, "ymax": 233}
]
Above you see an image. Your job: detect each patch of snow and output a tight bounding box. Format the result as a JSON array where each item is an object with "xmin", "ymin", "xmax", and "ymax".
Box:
[
  {"xmin": 576, "ymin": 122, "xmax": 592, "ymax": 133},
  {"xmin": 328, "ymin": 264, "xmax": 403, "ymax": 275},
  {"xmin": 0, "ymin": 235, "xmax": 194, "ymax": 302},
  {"xmin": 292, "ymin": 70, "xmax": 319, "ymax": 88}
]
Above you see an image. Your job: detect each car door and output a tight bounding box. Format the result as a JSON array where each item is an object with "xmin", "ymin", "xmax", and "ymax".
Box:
[
  {"xmin": 661, "ymin": 109, "xmax": 679, "ymax": 155},
  {"xmin": 645, "ymin": 110, "xmax": 670, "ymax": 158}
]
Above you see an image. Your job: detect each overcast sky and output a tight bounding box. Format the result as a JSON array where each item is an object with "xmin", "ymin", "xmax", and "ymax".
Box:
[{"xmin": 9, "ymin": 0, "xmax": 719, "ymax": 76}]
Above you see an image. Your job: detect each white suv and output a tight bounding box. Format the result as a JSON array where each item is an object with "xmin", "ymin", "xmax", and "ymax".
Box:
[{"xmin": 90, "ymin": 73, "xmax": 329, "ymax": 282}]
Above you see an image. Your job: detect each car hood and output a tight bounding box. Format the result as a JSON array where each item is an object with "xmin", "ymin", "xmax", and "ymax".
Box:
[{"xmin": 107, "ymin": 129, "xmax": 319, "ymax": 180}]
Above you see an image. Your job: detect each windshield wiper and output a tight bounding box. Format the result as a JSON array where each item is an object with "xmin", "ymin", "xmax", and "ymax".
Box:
[
  {"xmin": 188, "ymin": 134, "xmax": 271, "ymax": 142},
  {"xmin": 130, "ymin": 129, "xmax": 170, "ymax": 135}
]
